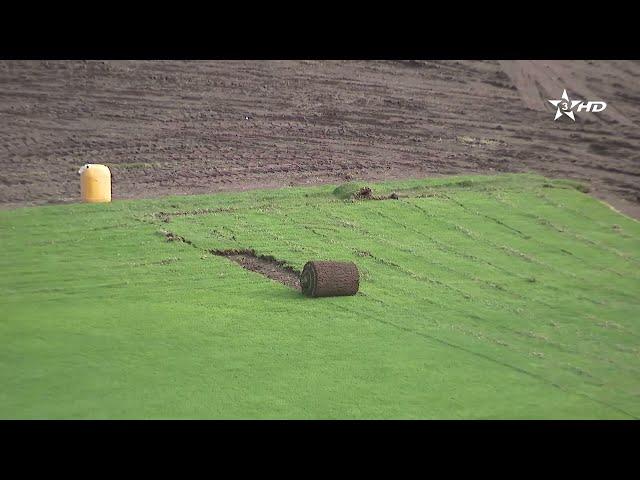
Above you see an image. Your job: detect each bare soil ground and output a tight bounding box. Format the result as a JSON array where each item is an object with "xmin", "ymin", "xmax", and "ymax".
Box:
[{"xmin": 1, "ymin": 60, "xmax": 639, "ymax": 217}]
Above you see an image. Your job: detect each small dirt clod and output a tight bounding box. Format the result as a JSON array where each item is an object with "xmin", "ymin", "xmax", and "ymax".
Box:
[{"xmin": 355, "ymin": 187, "xmax": 372, "ymax": 199}]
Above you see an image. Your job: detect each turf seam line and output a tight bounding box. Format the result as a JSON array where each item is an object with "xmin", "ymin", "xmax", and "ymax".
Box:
[
  {"xmin": 340, "ymin": 296, "xmax": 639, "ymax": 420},
  {"xmin": 487, "ymin": 192, "xmax": 640, "ymax": 267}
]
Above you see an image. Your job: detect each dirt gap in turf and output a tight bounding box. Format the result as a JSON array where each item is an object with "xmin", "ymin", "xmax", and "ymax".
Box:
[
  {"xmin": 160, "ymin": 229, "xmax": 299, "ymax": 289},
  {"xmin": 213, "ymin": 249, "xmax": 301, "ymax": 290}
]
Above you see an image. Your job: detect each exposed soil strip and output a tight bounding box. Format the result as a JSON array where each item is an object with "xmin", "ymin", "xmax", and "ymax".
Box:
[
  {"xmin": 212, "ymin": 249, "xmax": 301, "ymax": 291},
  {"xmin": 160, "ymin": 228, "xmax": 300, "ymax": 289}
]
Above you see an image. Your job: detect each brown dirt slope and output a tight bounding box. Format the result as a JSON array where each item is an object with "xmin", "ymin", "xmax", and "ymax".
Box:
[{"xmin": 1, "ymin": 60, "xmax": 639, "ymax": 217}]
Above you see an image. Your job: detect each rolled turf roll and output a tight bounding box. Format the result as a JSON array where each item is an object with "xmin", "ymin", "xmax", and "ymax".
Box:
[{"xmin": 300, "ymin": 261, "xmax": 359, "ymax": 297}]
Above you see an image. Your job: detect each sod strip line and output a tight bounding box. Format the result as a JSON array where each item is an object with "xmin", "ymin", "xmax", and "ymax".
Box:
[
  {"xmin": 361, "ymin": 267, "xmax": 640, "ymax": 379},
  {"xmin": 325, "ymin": 205, "xmax": 566, "ymax": 314},
  {"xmin": 361, "ymin": 290, "xmax": 640, "ymax": 416},
  {"xmin": 487, "ymin": 191, "xmax": 640, "ymax": 267},
  {"xmin": 405, "ymin": 199, "xmax": 637, "ymax": 300},
  {"xmin": 305, "ymin": 214, "xmax": 576, "ymax": 338},
  {"xmin": 368, "ymin": 207, "xmax": 559, "ymax": 309},
  {"xmin": 483, "ymin": 190, "xmax": 640, "ymax": 267},
  {"xmin": 332, "ymin": 297, "xmax": 639, "ymax": 420},
  {"xmin": 400, "ymin": 200, "xmax": 579, "ymax": 290},
  {"xmin": 539, "ymin": 190, "xmax": 639, "ymax": 226},
  {"xmin": 281, "ymin": 210, "xmax": 502, "ymax": 308},
  {"xmin": 441, "ymin": 191, "xmax": 640, "ymax": 274},
  {"xmin": 404, "ymin": 209, "xmax": 634, "ymax": 304},
  {"xmin": 308, "ymin": 208, "xmax": 640, "ymax": 375}
]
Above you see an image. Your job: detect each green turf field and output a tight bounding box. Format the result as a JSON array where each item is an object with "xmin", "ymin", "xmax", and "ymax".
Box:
[{"xmin": 1, "ymin": 174, "xmax": 639, "ymax": 419}]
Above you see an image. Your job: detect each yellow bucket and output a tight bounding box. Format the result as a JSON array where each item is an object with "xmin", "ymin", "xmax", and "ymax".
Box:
[{"xmin": 79, "ymin": 164, "xmax": 111, "ymax": 203}]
